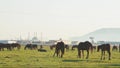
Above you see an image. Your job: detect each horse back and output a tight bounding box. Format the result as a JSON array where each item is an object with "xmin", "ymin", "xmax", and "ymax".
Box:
[{"xmin": 101, "ymin": 44, "xmax": 110, "ymax": 51}]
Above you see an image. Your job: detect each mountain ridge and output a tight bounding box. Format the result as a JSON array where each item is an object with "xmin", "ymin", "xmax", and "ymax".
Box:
[{"xmin": 71, "ymin": 28, "xmax": 120, "ymax": 42}]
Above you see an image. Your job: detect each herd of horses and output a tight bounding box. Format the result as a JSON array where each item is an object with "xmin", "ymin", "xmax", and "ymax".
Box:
[
  {"xmin": 0, "ymin": 43, "xmax": 21, "ymax": 51},
  {"xmin": 51, "ymin": 41, "xmax": 120, "ymax": 60},
  {"xmin": 0, "ymin": 41, "xmax": 120, "ymax": 60}
]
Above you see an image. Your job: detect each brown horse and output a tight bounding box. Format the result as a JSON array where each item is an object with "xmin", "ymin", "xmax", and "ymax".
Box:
[
  {"xmin": 53, "ymin": 41, "xmax": 65, "ymax": 58},
  {"xmin": 112, "ymin": 45, "xmax": 118, "ymax": 51},
  {"xmin": 11, "ymin": 43, "xmax": 21, "ymax": 50},
  {"xmin": 71, "ymin": 45, "xmax": 78, "ymax": 50},
  {"xmin": 97, "ymin": 44, "xmax": 111, "ymax": 60},
  {"xmin": 77, "ymin": 41, "xmax": 93, "ymax": 59}
]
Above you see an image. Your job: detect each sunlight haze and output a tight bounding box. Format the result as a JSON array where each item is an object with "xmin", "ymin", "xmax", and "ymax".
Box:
[{"xmin": 0, "ymin": 0, "xmax": 120, "ymax": 40}]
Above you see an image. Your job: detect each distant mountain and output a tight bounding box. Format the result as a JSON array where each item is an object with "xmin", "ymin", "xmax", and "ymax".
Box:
[{"xmin": 71, "ymin": 28, "xmax": 120, "ymax": 42}]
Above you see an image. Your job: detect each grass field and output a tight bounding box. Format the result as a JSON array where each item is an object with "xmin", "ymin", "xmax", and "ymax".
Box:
[{"xmin": 0, "ymin": 46, "xmax": 120, "ymax": 68}]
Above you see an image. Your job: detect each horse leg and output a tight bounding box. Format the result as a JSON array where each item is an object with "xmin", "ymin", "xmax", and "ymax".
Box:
[
  {"xmin": 53, "ymin": 50, "xmax": 56, "ymax": 57},
  {"xmin": 86, "ymin": 50, "xmax": 89, "ymax": 59},
  {"xmin": 61, "ymin": 49, "xmax": 64, "ymax": 58},
  {"xmin": 17, "ymin": 46, "xmax": 20, "ymax": 50},
  {"xmin": 61, "ymin": 52, "xmax": 63, "ymax": 58},
  {"xmin": 107, "ymin": 51, "xmax": 111, "ymax": 60},
  {"xmin": 56, "ymin": 50, "xmax": 59, "ymax": 57},
  {"xmin": 24, "ymin": 46, "xmax": 26, "ymax": 50},
  {"xmin": 103, "ymin": 51, "xmax": 105, "ymax": 60},
  {"xmin": 101, "ymin": 51, "xmax": 103, "ymax": 60},
  {"xmin": 116, "ymin": 48, "xmax": 117, "ymax": 51},
  {"xmin": 82, "ymin": 50, "xmax": 84, "ymax": 59},
  {"xmin": 0, "ymin": 48, "xmax": 1, "ymax": 51},
  {"xmin": 2, "ymin": 48, "xmax": 4, "ymax": 51},
  {"xmin": 78, "ymin": 50, "xmax": 81, "ymax": 58},
  {"xmin": 56, "ymin": 50, "xmax": 60, "ymax": 57}
]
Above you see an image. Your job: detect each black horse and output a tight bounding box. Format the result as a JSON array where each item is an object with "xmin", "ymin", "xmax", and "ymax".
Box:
[
  {"xmin": 38, "ymin": 49, "xmax": 47, "ymax": 52},
  {"xmin": 97, "ymin": 44, "xmax": 111, "ymax": 60},
  {"xmin": 77, "ymin": 41, "xmax": 93, "ymax": 59},
  {"xmin": 71, "ymin": 45, "xmax": 78, "ymax": 50},
  {"xmin": 50, "ymin": 44, "xmax": 69, "ymax": 51},
  {"xmin": 11, "ymin": 43, "xmax": 21, "ymax": 50},
  {"xmin": 53, "ymin": 41, "xmax": 65, "ymax": 58},
  {"xmin": 24, "ymin": 44, "xmax": 38, "ymax": 50},
  {"xmin": 65, "ymin": 44, "xmax": 69, "ymax": 51},
  {"xmin": 50, "ymin": 45, "xmax": 56, "ymax": 50},
  {"xmin": 112, "ymin": 45, "xmax": 118, "ymax": 51},
  {"xmin": 0, "ymin": 43, "xmax": 12, "ymax": 51}
]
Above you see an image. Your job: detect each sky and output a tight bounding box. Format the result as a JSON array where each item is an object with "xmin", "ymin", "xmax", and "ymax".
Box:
[{"xmin": 0, "ymin": 0, "xmax": 120, "ymax": 40}]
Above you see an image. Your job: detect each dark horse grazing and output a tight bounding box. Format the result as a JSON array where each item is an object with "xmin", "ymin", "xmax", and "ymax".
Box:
[
  {"xmin": 77, "ymin": 41, "xmax": 93, "ymax": 59},
  {"xmin": 71, "ymin": 45, "xmax": 78, "ymax": 50},
  {"xmin": 24, "ymin": 44, "xmax": 38, "ymax": 50},
  {"xmin": 53, "ymin": 41, "xmax": 65, "ymax": 58},
  {"xmin": 50, "ymin": 45, "xmax": 56, "ymax": 50},
  {"xmin": 0, "ymin": 43, "xmax": 12, "ymax": 51},
  {"xmin": 11, "ymin": 43, "xmax": 21, "ymax": 50},
  {"xmin": 97, "ymin": 44, "xmax": 111, "ymax": 60},
  {"xmin": 112, "ymin": 45, "xmax": 118, "ymax": 51},
  {"xmin": 64, "ymin": 45, "xmax": 69, "ymax": 51}
]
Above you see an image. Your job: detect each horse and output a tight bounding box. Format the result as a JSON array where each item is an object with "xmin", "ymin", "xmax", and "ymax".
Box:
[
  {"xmin": 40, "ymin": 45, "xmax": 43, "ymax": 49},
  {"xmin": 50, "ymin": 45, "xmax": 56, "ymax": 50},
  {"xmin": 97, "ymin": 44, "xmax": 111, "ymax": 60},
  {"xmin": 32, "ymin": 44, "xmax": 38, "ymax": 49},
  {"xmin": 38, "ymin": 49, "xmax": 47, "ymax": 52},
  {"xmin": 77, "ymin": 41, "xmax": 93, "ymax": 59},
  {"xmin": 64, "ymin": 45, "xmax": 69, "ymax": 51},
  {"xmin": 92, "ymin": 46, "xmax": 97, "ymax": 52},
  {"xmin": 24, "ymin": 44, "xmax": 37, "ymax": 50},
  {"xmin": 53, "ymin": 41, "xmax": 65, "ymax": 58},
  {"xmin": 0, "ymin": 43, "xmax": 4, "ymax": 51},
  {"xmin": 50, "ymin": 44, "xmax": 69, "ymax": 51},
  {"xmin": 119, "ymin": 44, "xmax": 120, "ymax": 52},
  {"xmin": 112, "ymin": 45, "xmax": 118, "ymax": 51},
  {"xmin": 24, "ymin": 44, "xmax": 32, "ymax": 50},
  {"xmin": 11, "ymin": 43, "xmax": 21, "ymax": 50},
  {"xmin": 71, "ymin": 45, "xmax": 78, "ymax": 50},
  {"xmin": 0, "ymin": 43, "xmax": 12, "ymax": 51}
]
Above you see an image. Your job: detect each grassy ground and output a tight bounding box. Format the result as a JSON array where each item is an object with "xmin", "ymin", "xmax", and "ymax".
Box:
[{"xmin": 0, "ymin": 46, "xmax": 120, "ymax": 68}]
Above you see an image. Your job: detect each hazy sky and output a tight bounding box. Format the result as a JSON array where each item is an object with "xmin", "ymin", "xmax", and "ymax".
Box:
[{"xmin": 0, "ymin": 0, "xmax": 120, "ymax": 40}]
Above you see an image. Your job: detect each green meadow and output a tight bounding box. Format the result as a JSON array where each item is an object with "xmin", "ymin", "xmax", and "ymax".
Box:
[{"xmin": 0, "ymin": 46, "xmax": 120, "ymax": 68}]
